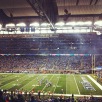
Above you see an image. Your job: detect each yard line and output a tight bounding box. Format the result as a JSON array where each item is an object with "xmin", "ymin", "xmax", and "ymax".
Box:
[
  {"xmin": 19, "ymin": 74, "xmax": 40, "ymax": 90},
  {"xmin": 53, "ymin": 74, "xmax": 60, "ymax": 93},
  {"xmin": 73, "ymin": 75, "xmax": 80, "ymax": 94},
  {"xmin": 42, "ymin": 75, "xmax": 54, "ymax": 92},
  {"xmin": 0, "ymin": 74, "xmax": 19, "ymax": 83},
  {"xmin": 0, "ymin": 74, "xmax": 26, "ymax": 89},
  {"xmin": 8, "ymin": 75, "xmax": 36, "ymax": 90},
  {"xmin": 29, "ymin": 75, "xmax": 48, "ymax": 92},
  {"xmin": 87, "ymin": 75, "xmax": 102, "ymax": 90}
]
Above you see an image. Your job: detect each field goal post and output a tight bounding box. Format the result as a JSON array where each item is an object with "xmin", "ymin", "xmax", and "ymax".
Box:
[{"xmin": 92, "ymin": 54, "xmax": 96, "ymax": 74}]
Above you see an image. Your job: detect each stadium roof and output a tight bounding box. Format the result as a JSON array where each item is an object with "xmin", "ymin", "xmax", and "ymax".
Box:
[
  {"xmin": 0, "ymin": 0, "xmax": 102, "ymax": 34},
  {"xmin": 0, "ymin": 0, "xmax": 102, "ymax": 23}
]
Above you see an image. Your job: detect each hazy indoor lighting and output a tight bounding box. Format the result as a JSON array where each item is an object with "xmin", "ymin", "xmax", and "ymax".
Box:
[
  {"xmin": 30, "ymin": 22, "xmax": 39, "ymax": 27},
  {"xmin": 16, "ymin": 23, "xmax": 26, "ymax": 27}
]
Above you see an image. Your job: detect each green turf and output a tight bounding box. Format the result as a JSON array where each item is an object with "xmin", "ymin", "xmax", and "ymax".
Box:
[{"xmin": 0, "ymin": 73, "xmax": 102, "ymax": 95}]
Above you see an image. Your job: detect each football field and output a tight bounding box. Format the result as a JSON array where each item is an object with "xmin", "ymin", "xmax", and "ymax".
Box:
[{"xmin": 0, "ymin": 73, "xmax": 102, "ymax": 96}]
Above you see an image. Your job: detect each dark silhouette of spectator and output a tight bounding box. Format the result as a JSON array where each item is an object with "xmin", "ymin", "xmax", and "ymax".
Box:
[
  {"xmin": 38, "ymin": 91, "xmax": 41, "ymax": 99},
  {"xmin": 30, "ymin": 96, "xmax": 36, "ymax": 102},
  {"xmin": 16, "ymin": 94, "xmax": 25, "ymax": 102},
  {"xmin": 0, "ymin": 90, "xmax": 5, "ymax": 102}
]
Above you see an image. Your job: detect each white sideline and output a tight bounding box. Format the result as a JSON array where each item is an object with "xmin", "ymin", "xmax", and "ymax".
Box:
[
  {"xmin": 6, "ymin": 91, "xmax": 102, "ymax": 97},
  {"xmin": 87, "ymin": 75, "xmax": 102, "ymax": 90},
  {"xmin": 53, "ymin": 75, "xmax": 60, "ymax": 93}
]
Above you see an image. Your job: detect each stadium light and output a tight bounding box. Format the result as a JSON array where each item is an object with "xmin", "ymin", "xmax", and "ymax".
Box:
[
  {"xmin": 94, "ymin": 20, "xmax": 102, "ymax": 26},
  {"xmin": 96, "ymin": 31, "xmax": 101, "ymax": 35},
  {"xmin": 6, "ymin": 23, "xmax": 15, "ymax": 27},
  {"xmin": 67, "ymin": 29, "xmax": 74, "ymax": 33},
  {"xmin": 41, "ymin": 29, "xmax": 48, "ymax": 33},
  {"xmin": 66, "ymin": 21, "xmax": 92, "ymax": 26},
  {"xmin": 76, "ymin": 22, "xmax": 84, "ymax": 26},
  {"xmin": 74, "ymin": 29, "xmax": 80, "ymax": 32},
  {"xmin": 16, "ymin": 23, "xmax": 26, "ymax": 27},
  {"xmin": 66, "ymin": 22, "xmax": 76, "ymax": 26},
  {"xmin": 80, "ymin": 29, "xmax": 87, "ymax": 32},
  {"xmin": 30, "ymin": 22, "xmax": 39, "ymax": 27},
  {"xmin": 84, "ymin": 21, "xmax": 92, "ymax": 26},
  {"xmin": 55, "ymin": 22, "xmax": 65, "ymax": 26},
  {"xmin": 41, "ymin": 23, "xmax": 50, "ymax": 26}
]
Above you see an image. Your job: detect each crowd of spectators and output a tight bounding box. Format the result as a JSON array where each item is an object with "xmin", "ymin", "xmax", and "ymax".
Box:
[
  {"xmin": 0, "ymin": 90, "xmax": 102, "ymax": 102},
  {"xmin": 0, "ymin": 55, "xmax": 101, "ymax": 73},
  {"xmin": 0, "ymin": 34, "xmax": 101, "ymax": 54}
]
